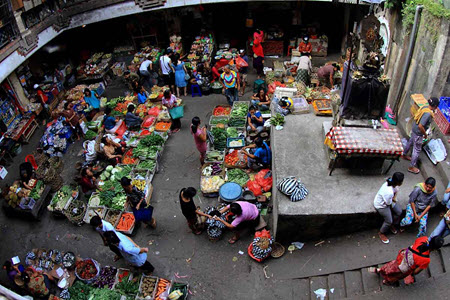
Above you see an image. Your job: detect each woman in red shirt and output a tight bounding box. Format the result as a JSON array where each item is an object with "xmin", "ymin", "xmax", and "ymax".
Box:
[
  {"xmin": 80, "ymin": 167, "xmax": 97, "ymax": 196},
  {"xmin": 369, "ymin": 236, "xmax": 444, "ymax": 285},
  {"xmin": 34, "ymin": 84, "xmax": 50, "ymax": 125},
  {"xmin": 252, "ymin": 37, "xmax": 264, "ymax": 75}
]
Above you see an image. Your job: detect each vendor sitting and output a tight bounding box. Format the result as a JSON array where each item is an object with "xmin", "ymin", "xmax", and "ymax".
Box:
[
  {"xmin": 80, "ymin": 167, "xmax": 97, "ymax": 196},
  {"xmin": 298, "ymin": 36, "xmax": 312, "ymax": 54},
  {"xmin": 216, "ymin": 201, "xmax": 261, "ymax": 244},
  {"xmin": 247, "ymin": 105, "xmax": 264, "ymax": 133},
  {"xmin": 103, "ymin": 107, "xmax": 123, "ymax": 134},
  {"xmin": 102, "ymin": 136, "xmax": 124, "ymax": 166},
  {"xmin": 125, "ymin": 104, "xmax": 143, "ymax": 130},
  {"xmin": 84, "ymin": 88, "xmax": 100, "ymax": 120},
  {"xmin": 120, "ymin": 177, "xmax": 156, "ymax": 228},
  {"xmin": 251, "ymin": 89, "xmax": 271, "ymax": 111},
  {"xmin": 19, "ymin": 162, "xmax": 35, "ymax": 190},
  {"xmin": 137, "ymin": 86, "xmax": 148, "ymax": 104},
  {"xmin": 18, "ymin": 266, "xmax": 54, "ymax": 298},
  {"xmin": 241, "ymin": 137, "xmax": 272, "ymax": 170}
]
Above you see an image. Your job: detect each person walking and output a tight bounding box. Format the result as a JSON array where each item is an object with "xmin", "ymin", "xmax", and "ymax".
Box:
[
  {"xmin": 429, "ymin": 209, "xmax": 450, "ymax": 239},
  {"xmin": 400, "ymin": 177, "xmax": 438, "ymax": 237},
  {"xmin": 191, "ymin": 117, "xmax": 207, "ymax": 165},
  {"xmin": 220, "ymin": 65, "xmax": 240, "ymax": 106},
  {"xmin": 139, "ymin": 59, "xmax": 152, "ymax": 88},
  {"xmin": 403, "ymin": 97, "xmax": 440, "ymax": 174},
  {"xmin": 162, "ymin": 89, "xmax": 181, "ymax": 133},
  {"xmin": 252, "ymin": 29, "xmax": 265, "ymax": 75},
  {"xmin": 238, "ymin": 49, "xmax": 249, "ymax": 96},
  {"xmin": 296, "ymin": 53, "xmax": 312, "ymax": 86},
  {"xmin": 120, "ymin": 177, "xmax": 156, "ymax": 228},
  {"xmin": 89, "ymin": 216, "xmax": 122, "ymax": 261},
  {"xmin": 104, "ymin": 231, "xmax": 154, "ymax": 274},
  {"xmin": 368, "ymin": 236, "xmax": 444, "ymax": 285},
  {"xmin": 170, "ymin": 53, "xmax": 188, "ymax": 97},
  {"xmin": 374, "ymin": 172, "xmax": 404, "ymax": 244},
  {"xmin": 179, "ymin": 187, "xmax": 211, "ymax": 235},
  {"xmin": 160, "ymin": 49, "xmax": 174, "ymax": 93}
]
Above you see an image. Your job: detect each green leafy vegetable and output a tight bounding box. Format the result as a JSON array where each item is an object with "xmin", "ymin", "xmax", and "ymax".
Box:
[
  {"xmin": 227, "ymin": 168, "xmax": 249, "ymax": 187},
  {"xmin": 85, "ymin": 130, "xmax": 97, "ymax": 140},
  {"xmin": 212, "ymin": 127, "xmax": 227, "ymax": 151},
  {"xmin": 269, "ymin": 113, "xmax": 285, "ymax": 126}
]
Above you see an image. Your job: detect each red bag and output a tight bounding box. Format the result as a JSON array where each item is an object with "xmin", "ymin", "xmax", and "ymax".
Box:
[
  {"xmin": 247, "ymin": 180, "xmax": 262, "ymax": 196},
  {"xmin": 235, "ymin": 56, "xmax": 249, "ymax": 68},
  {"xmin": 255, "ymin": 169, "xmax": 272, "ymax": 192},
  {"xmin": 247, "ymin": 229, "xmax": 272, "ymax": 262},
  {"xmin": 142, "ymin": 116, "xmax": 155, "ymax": 128}
]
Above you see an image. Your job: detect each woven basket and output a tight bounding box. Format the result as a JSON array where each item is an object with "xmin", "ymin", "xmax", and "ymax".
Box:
[
  {"xmin": 49, "ymin": 157, "xmax": 64, "ymax": 173},
  {"xmin": 50, "ymin": 175, "xmax": 64, "ymax": 192},
  {"xmin": 270, "ymin": 242, "xmax": 285, "ymax": 258}
]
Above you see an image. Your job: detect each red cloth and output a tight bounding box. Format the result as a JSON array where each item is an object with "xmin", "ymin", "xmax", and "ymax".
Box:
[
  {"xmin": 252, "ymin": 39, "xmax": 264, "ymax": 58},
  {"xmin": 253, "ymin": 31, "xmax": 264, "ymax": 43},
  {"xmin": 215, "ymin": 58, "xmax": 230, "ymax": 70},
  {"xmin": 406, "ymin": 236, "xmax": 431, "ymax": 270},
  {"xmin": 80, "ymin": 176, "xmax": 96, "ymax": 193},
  {"xmin": 37, "ymin": 90, "xmax": 48, "ymax": 104},
  {"xmin": 298, "ymin": 42, "xmax": 312, "ymax": 53}
]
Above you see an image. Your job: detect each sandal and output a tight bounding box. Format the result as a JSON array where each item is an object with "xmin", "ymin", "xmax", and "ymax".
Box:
[
  {"xmin": 368, "ymin": 267, "xmax": 378, "ymax": 274},
  {"xmin": 228, "ymin": 236, "xmax": 239, "ymax": 244},
  {"xmin": 408, "ymin": 167, "xmax": 420, "ymax": 174}
]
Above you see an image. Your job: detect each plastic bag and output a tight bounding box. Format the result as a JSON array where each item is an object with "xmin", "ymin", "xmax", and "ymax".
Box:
[
  {"xmin": 247, "ymin": 180, "xmax": 263, "ymax": 196},
  {"xmin": 255, "ymin": 169, "xmax": 273, "ymax": 192},
  {"xmin": 148, "ymin": 106, "xmax": 161, "ymax": 116},
  {"xmin": 235, "ymin": 56, "xmax": 249, "ymax": 68}
]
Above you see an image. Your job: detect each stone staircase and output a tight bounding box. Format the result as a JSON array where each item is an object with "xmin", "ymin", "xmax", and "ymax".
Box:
[
  {"xmin": 291, "ymin": 245, "xmax": 450, "ymax": 299},
  {"xmin": 134, "ymin": 0, "xmax": 166, "ymax": 10}
]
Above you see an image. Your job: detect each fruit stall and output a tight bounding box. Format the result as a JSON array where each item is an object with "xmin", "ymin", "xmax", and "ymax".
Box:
[
  {"xmin": 127, "ymin": 46, "xmax": 162, "ymax": 73},
  {"xmin": 76, "ymin": 52, "xmax": 115, "ymax": 86},
  {"xmin": 186, "ymin": 34, "xmax": 215, "ymax": 69}
]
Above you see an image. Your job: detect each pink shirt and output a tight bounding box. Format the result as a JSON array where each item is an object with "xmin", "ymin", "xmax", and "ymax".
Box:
[
  {"xmin": 228, "ymin": 201, "xmax": 259, "ymax": 227},
  {"xmin": 191, "ymin": 126, "xmax": 207, "ymax": 153},
  {"xmin": 162, "ymin": 94, "xmax": 177, "ymax": 108}
]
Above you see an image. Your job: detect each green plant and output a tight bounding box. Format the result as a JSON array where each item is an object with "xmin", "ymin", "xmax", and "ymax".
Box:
[{"xmin": 402, "ymin": 0, "xmax": 450, "ymax": 28}]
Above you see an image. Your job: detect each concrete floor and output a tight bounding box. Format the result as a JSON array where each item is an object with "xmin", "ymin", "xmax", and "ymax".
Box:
[{"xmin": 0, "ymin": 62, "xmax": 449, "ymax": 299}]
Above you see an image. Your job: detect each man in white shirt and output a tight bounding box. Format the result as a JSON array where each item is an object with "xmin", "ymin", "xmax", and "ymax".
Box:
[
  {"xmin": 139, "ymin": 59, "xmax": 152, "ymax": 88},
  {"xmin": 90, "ymin": 216, "xmax": 122, "ymax": 261},
  {"xmin": 160, "ymin": 49, "xmax": 175, "ymax": 92}
]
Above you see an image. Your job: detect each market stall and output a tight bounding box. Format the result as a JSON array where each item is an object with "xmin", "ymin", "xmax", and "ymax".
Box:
[
  {"xmin": 186, "ymin": 34, "xmax": 215, "ymax": 69},
  {"xmin": 325, "ymin": 126, "xmax": 403, "ymax": 176},
  {"xmin": 127, "ymin": 46, "xmax": 162, "ymax": 73},
  {"xmin": 3, "ymin": 113, "xmax": 39, "ymax": 143},
  {"xmin": 76, "ymin": 52, "xmax": 114, "ymax": 87},
  {"xmin": 2, "ymin": 180, "xmax": 51, "ymax": 220}
]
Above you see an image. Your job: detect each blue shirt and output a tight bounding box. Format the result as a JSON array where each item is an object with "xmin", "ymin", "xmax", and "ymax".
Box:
[
  {"xmin": 103, "ymin": 116, "xmax": 116, "ymax": 130},
  {"xmin": 116, "ymin": 232, "xmax": 147, "ymax": 267},
  {"xmin": 254, "ymin": 142, "xmax": 271, "ymax": 165},
  {"xmin": 84, "ymin": 91, "xmax": 100, "ymax": 109},
  {"xmin": 247, "ymin": 111, "xmax": 264, "ymax": 127},
  {"xmin": 137, "ymin": 92, "xmax": 147, "ymax": 104}
]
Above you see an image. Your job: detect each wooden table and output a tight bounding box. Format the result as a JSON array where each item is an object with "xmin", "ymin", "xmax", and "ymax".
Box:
[{"xmin": 5, "ymin": 114, "xmax": 39, "ymax": 143}]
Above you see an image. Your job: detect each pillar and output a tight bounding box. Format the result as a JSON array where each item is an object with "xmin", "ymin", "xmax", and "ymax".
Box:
[{"xmin": 8, "ymin": 72, "xmax": 31, "ymax": 108}]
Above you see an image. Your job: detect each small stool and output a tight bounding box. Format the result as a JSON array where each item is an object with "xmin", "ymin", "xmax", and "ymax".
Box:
[{"xmin": 191, "ymin": 84, "xmax": 202, "ymax": 97}]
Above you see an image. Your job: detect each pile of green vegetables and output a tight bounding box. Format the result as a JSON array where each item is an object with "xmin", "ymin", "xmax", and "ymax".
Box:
[
  {"xmin": 231, "ymin": 103, "xmax": 248, "ymax": 117},
  {"xmin": 137, "ymin": 160, "xmax": 156, "ymax": 170},
  {"xmin": 226, "ymin": 127, "xmax": 242, "ymax": 138},
  {"xmin": 212, "ymin": 127, "xmax": 227, "ymax": 151},
  {"xmin": 270, "ymin": 113, "xmax": 285, "ymax": 126},
  {"xmin": 105, "ymin": 97, "xmax": 125, "ymax": 109},
  {"xmin": 86, "ymin": 288, "xmax": 121, "ymax": 300},
  {"xmin": 29, "ymin": 180, "xmax": 44, "ymax": 200},
  {"xmin": 85, "ymin": 130, "xmax": 97, "ymax": 140},
  {"xmin": 206, "ymin": 150, "xmax": 224, "ymax": 162},
  {"xmin": 68, "ymin": 281, "xmax": 95, "ymax": 300},
  {"xmin": 139, "ymin": 134, "xmax": 165, "ymax": 147},
  {"xmin": 98, "ymin": 165, "xmax": 132, "ymax": 210},
  {"xmin": 133, "ymin": 145, "xmax": 159, "ymax": 159},
  {"xmin": 228, "ymin": 116, "xmax": 246, "ymax": 127},
  {"xmin": 227, "ymin": 168, "xmax": 249, "ymax": 187},
  {"xmin": 210, "ymin": 117, "xmax": 229, "ymax": 125},
  {"xmin": 115, "ymin": 274, "xmax": 140, "ymax": 296}
]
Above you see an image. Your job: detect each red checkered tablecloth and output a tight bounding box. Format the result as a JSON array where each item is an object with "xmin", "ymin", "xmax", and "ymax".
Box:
[{"xmin": 326, "ymin": 126, "xmax": 404, "ymax": 156}]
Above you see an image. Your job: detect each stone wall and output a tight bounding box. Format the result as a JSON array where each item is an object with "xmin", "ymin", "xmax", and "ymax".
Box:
[{"xmin": 379, "ymin": 7, "xmax": 450, "ymax": 134}]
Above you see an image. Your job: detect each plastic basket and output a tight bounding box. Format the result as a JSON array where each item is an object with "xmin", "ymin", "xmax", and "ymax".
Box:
[
  {"xmin": 169, "ymin": 105, "xmax": 184, "ymax": 119},
  {"xmin": 136, "ymin": 275, "xmax": 159, "ymax": 300},
  {"xmin": 19, "ymin": 197, "xmax": 36, "ymax": 210},
  {"xmin": 209, "ymin": 115, "xmax": 229, "ymax": 126},
  {"xmin": 227, "ymin": 137, "xmax": 245, "ymax": 148},
  {"xmin": 435, "ymin": 108, "xmax": 450, "ymax": 135},
  {"xmin": 291, "ymin": 97, "xmax": 310, "ymax": 115},
  {"xmin": 83, "ymin": 206, "xmax": 107, "ymax": 224}
]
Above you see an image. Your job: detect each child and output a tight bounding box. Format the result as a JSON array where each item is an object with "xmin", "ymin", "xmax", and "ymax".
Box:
[{"xmin": 179, "ymin": 187, "xmax": 211, "ymax": 235}]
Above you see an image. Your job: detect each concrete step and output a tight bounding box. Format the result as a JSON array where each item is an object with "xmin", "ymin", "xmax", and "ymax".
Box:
[
  {"xmin": 309, "ymin": 276, "xmax": 328, "ymax": 300},
  {"xmin": 294, "ymin": 278, "xmax": 310, "ymax": 300},
  {"xmin": 344, "ymin": 270, "xmax": 364, "ymax": 297},
  {"xmin": 361, "ymin": 266, "xmax": 381, "ymax": 293},
  {"xmin": 328, "ymin": 273, "xmax": 346, "ymax": 299}
]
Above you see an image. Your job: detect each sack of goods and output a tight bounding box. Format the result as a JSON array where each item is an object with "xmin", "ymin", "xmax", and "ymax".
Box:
[
  {"xmin": 204, "ymin": 207, "xmax": 226, "ymax": 240},
  {"xmin": 251, "ymin": 237, "xmax": 274, "ymax": 259},
  {"xmin": 277, "ymin": 176, "xmax": 308, "ymax": 202}
]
